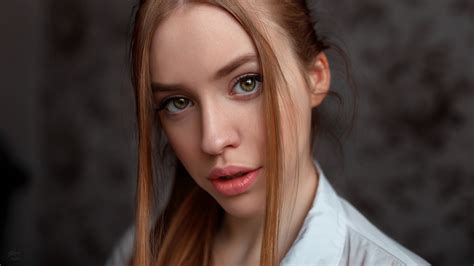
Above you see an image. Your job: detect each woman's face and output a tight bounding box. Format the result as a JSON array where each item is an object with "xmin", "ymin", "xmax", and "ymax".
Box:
[{"xmin": 149, "ymin": 3, "xmax": 319, "ymax": 218}]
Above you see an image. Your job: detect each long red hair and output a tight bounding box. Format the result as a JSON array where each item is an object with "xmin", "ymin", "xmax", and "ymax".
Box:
[{"xmin": 129, "ymin": 0, "xmax": 329, "ymax": 265}]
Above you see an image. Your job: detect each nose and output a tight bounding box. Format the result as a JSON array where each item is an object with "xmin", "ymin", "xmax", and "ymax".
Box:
[{"xmin": 200, "ymin": 101, "xmax": 240, "ymax": 156}]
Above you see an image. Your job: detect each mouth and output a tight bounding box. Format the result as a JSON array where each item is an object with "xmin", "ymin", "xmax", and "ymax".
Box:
[
  {"xmin": 219, "ymin": 172, "xmax": 247, "ymax": 180},
  {"xmin": 208, "ymin": 166, "xmax": 262, "ymax": 196},
  {"xmin": 208, "ymin": 165, "xmax": 259, "ymax": 180}
]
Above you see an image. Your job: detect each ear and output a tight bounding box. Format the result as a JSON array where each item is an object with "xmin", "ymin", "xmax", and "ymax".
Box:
[{"xmin": 307, "ymin": 52, "xmax": 331, "ymax": 108}]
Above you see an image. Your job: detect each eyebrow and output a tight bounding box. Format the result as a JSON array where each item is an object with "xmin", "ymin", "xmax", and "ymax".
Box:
[{"xmin": 151, "ymin": 53, "xmax": 258, "ymax": 92}]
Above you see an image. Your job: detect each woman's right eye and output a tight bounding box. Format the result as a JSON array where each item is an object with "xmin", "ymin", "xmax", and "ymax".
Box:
[{"xmin": 157, "ymin": 96, "xmax": 193, "ymax": 114}]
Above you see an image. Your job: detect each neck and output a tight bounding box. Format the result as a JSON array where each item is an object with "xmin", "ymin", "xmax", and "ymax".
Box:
[
  {"xmin": 213, "ymin": 212, "xmax": 264, "ymax": 265},
  {"xmin": 279, "ymin": 157, "xmax": 319, "ymax": 258},
  {"xmin": 214, "ymin": 157, "xmax": 319, "ymax": 264}
]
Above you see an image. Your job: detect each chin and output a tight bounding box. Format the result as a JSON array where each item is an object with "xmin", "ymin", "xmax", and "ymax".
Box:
[{"xmin": 215, "ymin": 193, "xmax": 265, "ymax": 219}]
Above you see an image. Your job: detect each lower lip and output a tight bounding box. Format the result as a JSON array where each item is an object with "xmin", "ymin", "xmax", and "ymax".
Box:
[{"xmin": 210, "ymin": 168, "xmax": 261, "ymax": 196}]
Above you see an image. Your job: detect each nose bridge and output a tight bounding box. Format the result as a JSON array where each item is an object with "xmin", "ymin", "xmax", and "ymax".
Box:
[{"xmin": 200, "ymin": 99, "xmax": 239, "ymax": 155}]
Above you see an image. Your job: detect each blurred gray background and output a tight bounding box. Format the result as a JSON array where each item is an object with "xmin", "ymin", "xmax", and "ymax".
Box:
[{"xmin": 1, "ymin": 0, "xmax": 472, "ymax": 265}]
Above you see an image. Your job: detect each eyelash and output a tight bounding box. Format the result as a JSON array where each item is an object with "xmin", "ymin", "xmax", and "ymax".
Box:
[
  {"xmin": 230, "ymin": 73, "xmax": 263, "ymax": 96},
  {"xmin": 155, "ymin": 73, "xmax": 263, "ymax": 114}
]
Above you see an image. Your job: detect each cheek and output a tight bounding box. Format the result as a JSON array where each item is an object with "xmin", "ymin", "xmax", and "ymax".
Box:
[
  {"xmin": 161, "ymin": 117, "xmax": 201, "ymax": 174},
  {"xmin": 238, "ymin": 98, "xmax": 266, "ymax": 161},
  {"xmin": 167, "ymin": 129, "xmax": 192, "ymax": 160},
  {"xmin": 246, "ymin": 98, "xmax": 266, "ymax": 145},
  {"xmin": 279, "ymin": 84, "xmax": 313, "ymax": 164}
]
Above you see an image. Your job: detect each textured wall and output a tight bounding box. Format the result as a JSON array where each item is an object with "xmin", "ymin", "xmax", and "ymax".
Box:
[
  {"xmin": 2, "ymin": 0, "xmax": 137, "ymax": 265},
  {"xmin": 317, "ymin": 0, "xmax": 474, "ymax": 264},
  {"xmin": 1, "ymin": 0, "xmax": 472, "ymax": 265}
]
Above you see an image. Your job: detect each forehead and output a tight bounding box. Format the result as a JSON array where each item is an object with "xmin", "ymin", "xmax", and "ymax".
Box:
[{"xmin": 149, "ymin": 3, "xmax": 258, "ymax": 83}]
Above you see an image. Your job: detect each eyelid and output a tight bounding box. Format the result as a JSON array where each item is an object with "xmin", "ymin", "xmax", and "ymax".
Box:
[
  {"xmin": 155, "ymin": 95, "xmax": 192, "ymax": 113},
  {"xmin": 154, "ymin": 73, "xmax": 262, "ymax": 114},
  {"xmin": 230, "ymin": 73, "xmax": 263, "ymax": 96},
  {"xmin": 155, "ymin": 95, "xmax": 175, "ymax": 111}
]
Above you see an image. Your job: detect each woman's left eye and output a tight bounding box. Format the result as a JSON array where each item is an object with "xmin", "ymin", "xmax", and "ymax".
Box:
[{"xmin": 231, "ymin": 74, "xmax": 262, "ymax": 95}]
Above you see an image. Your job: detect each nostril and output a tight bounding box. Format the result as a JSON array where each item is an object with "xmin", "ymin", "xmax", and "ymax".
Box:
[{"xmin": 201, "ymin": 127, "xmax": 239, "ymax": 155}]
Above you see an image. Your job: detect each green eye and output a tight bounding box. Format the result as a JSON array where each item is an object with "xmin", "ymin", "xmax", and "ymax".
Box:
[
  {"xmin": 232, "ymin": 74, "xmax": 262, "ymax": 95},
  {"xmin": 172, "ymin": 98, "xmax": 189, "ymax": 109},
  {"xmin": 158, "ymin": 96, "xmax": 192, "ymax": 114},
  {"xmin": 240, "ymin": 77, "xmax": 257, "ymax": 92}
]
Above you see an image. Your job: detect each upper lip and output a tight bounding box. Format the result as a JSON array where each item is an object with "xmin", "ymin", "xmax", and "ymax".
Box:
[{"xmin": 208, "ymin": 165, "xmax": 260, "ymax": 180}]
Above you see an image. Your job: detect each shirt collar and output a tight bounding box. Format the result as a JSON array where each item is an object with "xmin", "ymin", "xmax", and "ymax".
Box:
[{"xmin": 281, "ymin": 162, "xmax": 347, "ymax": 265}]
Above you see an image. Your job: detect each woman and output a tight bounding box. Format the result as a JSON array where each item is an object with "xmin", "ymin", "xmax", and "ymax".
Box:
[{"xmin": 109, "ymin": 0, "xmax": 429, "ymax": 265}]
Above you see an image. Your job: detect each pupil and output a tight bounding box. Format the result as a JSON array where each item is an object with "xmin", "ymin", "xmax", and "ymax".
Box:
[
  {"xmin": 241, "ymin": 78, "xmax": 255, "ymax": 92},
  {"xmin": 174, "ymin": 98, "xmax": 187, "ymax": 109}
]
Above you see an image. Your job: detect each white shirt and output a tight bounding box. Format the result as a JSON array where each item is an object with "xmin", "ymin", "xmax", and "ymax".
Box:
[
  {"xmin": 106, "ymin": 166, "xmax": 429, "ymax": 266},
  {"xmin": 281, "ymin": 166, "xmax": 429, "ymax": 265}
]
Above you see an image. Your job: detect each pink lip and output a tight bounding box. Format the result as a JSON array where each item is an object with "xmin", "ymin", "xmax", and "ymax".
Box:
[{"xmin": 208, "ymin": 166, "xmax": 262, "ymax": 196}]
